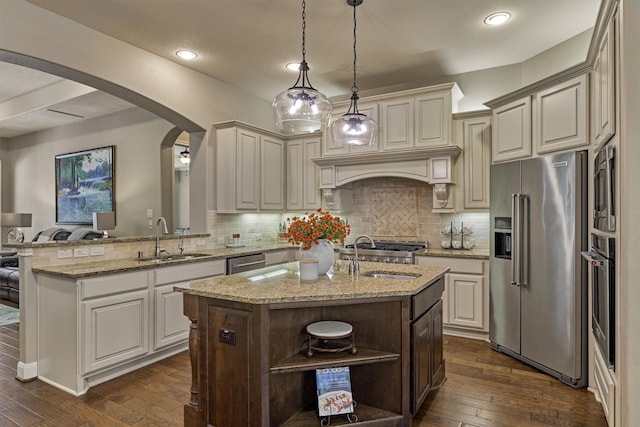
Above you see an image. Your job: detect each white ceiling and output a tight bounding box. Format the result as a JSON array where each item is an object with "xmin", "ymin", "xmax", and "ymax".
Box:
[{"xmin": 0, "ymin": 0, "xmax": 601, "ymax": 138}]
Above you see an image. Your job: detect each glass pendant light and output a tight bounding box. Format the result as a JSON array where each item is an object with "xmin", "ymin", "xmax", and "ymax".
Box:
[
  {"xmin": 273, "ymin": 0, "xmax": 332, "ymax": 133},
  {"xmin": 330, "ymin": 0, "xmax": 377, "ymax": 147}
]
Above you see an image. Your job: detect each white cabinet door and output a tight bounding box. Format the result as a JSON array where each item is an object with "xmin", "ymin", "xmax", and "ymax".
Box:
[
  {"xmin": 534, "ymin": 74, "xmax": 588, "ymax": 154},
  {"xmin": 462, "ymin": 116, "xmax": 491, "ymax": 209},
  {"xmin": 286, "ymin": 139, "xmax": 304, "ymax": 210},
  {"xmin": 446, "ymin": 273, "xmax": 484, "ymax": 330},
  {"xmin": 260, "ymin": 135, "xmax": 285, "ymax": 210},
  {"xmin": 492, "ymin": 97, "xmax": 532, "ymax": 163},
  {"xmin": 415, "ymin": 91, "xmax": 451, "ymax": 148},
  {"xmin": 236, "ymin": 128, "xmax": 260, "ymax": 210},
  {"xmin": 287, "ymin": 137, "xmax": 321, "ymax": 210},
  {"xmin": 382, "ymin": 97, "xmax": 414, "ymax": 151},
  {"xmin": 82, "ymin": 289, "xmax": 149, "ymax": 374},
  {"xmin": 592, "ymin": 14, "xmax": 616, "ymax": 149},
  {"xmin": 154, "ymin": 284, "xmax": 190, "ymax": 350},
  {"xmin": 302, "ymin": 137, "xmax": 321, "ymax": 209}
]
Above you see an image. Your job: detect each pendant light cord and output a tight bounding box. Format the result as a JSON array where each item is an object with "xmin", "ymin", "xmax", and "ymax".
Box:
[
  {"xmin": 301, "ymin": 0, "xmax": 307, "ymax": 63},
  {"xmin": 352, "ymin": 2, "xmax": 357, "ymax": 94}
]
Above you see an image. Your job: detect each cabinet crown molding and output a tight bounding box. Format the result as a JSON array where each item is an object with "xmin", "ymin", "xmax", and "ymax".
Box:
[{"xmin": 312, "ymin": 146, "xmax": 461, "ymax": 167}]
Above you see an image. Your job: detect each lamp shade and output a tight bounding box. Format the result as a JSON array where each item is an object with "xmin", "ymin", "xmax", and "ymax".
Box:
[
  {"xmin": 273, "ymin": 86, "xmax": 332, "ymax": 133},
  {"xmin": 1, "ymin": 213, "xmax": 32, "ymax": 227},
  {"xmin": 330, "ymin": 112, "xmax": 378, "ymax": 147},
  {"xmin": 93, "ymin": 211, "xmax": 116, "ymax": 231}
]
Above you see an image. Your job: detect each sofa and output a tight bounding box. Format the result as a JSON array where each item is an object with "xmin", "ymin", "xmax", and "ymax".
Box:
[
  {"xmin": 32, "ymin": 227, "xmax": 105, "ymax": 242},
  {"xmin": 0, "ymin": 256, "xmax": 19, "ymax": 305},
  {"xmin": 0, "ymin": 228, "xmax": 105, "ymax": 305}
]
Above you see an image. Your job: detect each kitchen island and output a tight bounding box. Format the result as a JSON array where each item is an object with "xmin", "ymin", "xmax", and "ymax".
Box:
[{"xmin": 176, "ymin": 260, "xmax": 448, "ymax": 427}]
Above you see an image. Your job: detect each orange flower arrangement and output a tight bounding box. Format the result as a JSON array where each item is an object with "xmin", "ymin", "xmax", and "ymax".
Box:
[{"xmin": 284, "ymin": 209, "xmax": 351, "ymax": 250}]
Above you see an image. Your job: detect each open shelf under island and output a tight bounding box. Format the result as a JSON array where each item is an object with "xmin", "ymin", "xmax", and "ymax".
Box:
[{"xmin": 176, "ymin": 260, "xmax": 449, "ymax": 427}]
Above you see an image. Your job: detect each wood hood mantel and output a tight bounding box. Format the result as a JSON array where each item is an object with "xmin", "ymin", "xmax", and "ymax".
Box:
[{"xmin": 312, "ymin": 146, "xmax": 462, "ymax": 188}]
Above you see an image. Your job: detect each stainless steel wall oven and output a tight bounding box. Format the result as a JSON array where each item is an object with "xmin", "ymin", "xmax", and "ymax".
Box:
[
  {"xmin": 582, "ymin": 233, "xmax": 616, "ymax": 368},
  {"xmin": 594, "ymin": 145, "xmax": 616, "ymax": 232}
]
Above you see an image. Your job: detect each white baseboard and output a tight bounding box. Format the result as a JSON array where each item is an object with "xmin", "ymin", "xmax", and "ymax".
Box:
[{"xmin": 16, "ymin": 361, "xmax": 38, "ymax": 381}]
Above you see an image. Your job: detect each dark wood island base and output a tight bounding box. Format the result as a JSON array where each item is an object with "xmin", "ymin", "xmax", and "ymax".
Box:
[{"xmin": 178, "ymin": 261, "xmax": 447, "ymax": 426}]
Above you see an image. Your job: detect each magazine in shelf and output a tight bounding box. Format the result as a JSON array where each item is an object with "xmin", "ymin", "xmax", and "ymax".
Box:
[{"xmin": 316, "ymin": 367, "xmax": 354, "ymax": 417}]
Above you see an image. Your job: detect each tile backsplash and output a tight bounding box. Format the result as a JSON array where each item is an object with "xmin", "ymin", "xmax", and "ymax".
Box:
[{"xmin": 208, "ymin": 177, "xmax": 489, "ymax": 250}]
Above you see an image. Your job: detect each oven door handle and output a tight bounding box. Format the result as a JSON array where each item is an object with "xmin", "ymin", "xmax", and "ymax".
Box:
[
  {"xmin": 581, "ymin": 250, "xmax": 609, "ymax": 267},
  {"xmin": 605, "ymin": 145, "xmax": 616, "ymax": 230}
]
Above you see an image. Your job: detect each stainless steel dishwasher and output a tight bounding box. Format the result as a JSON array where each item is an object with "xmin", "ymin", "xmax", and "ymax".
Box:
[{"xmin": 226, "ymin": 253, "xmax": 266, "ymax": 274}]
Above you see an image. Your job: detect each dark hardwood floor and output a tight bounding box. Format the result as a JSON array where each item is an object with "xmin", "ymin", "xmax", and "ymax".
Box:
[{"xmin": 0, "ymin": 319, "xmax": 607, "ymax": 426}]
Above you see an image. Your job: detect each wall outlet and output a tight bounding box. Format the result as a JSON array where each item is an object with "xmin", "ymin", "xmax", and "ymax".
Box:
[
  {"xmin": 90, "ymin": 246, "xmax": 105, "ymax": 256},
  {"xmin": 197, "ymin": 239, "xmax": 206, "ymax": 246},
  {"xmin": 146, "ymin": 208, "xmax": 153, "ymax": 218},
  {"xmin": 217, "ymin": 237, "xmax": 225, "ymax": 245},
  {"xmin": 74, "ymin": 248, "xmax": 89, "ymax": 257},
  {"xmin": 255, "ymin": 233, "xmax": 262, "ymax": 241},
  {"xmin": 57, "ymin": 249, "xmax": 72, "ymax": 259}
]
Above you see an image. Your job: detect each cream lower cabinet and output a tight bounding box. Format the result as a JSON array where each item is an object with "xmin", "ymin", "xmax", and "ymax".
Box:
[
  {"xmin": 153, "ymin": 260, "xmax": 226, "ymax": 351},
  {"xmin": 36, "ymin": 259, "xmax": 225, "ymax": 395},
  {"xmin": 415, "ymin": 256, "xmax": 488, "ymax": 339},
  {"xmin": 82, "ymin": 288, "xmax": 150, "ymax": 375},
  {"xmin": 264, "ymin": 249, "xmax": 293, "ymax": 266}
]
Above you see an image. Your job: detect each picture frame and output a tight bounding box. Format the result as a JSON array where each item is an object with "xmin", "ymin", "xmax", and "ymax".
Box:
[{"xmin": 55, "ymin": 146, "xmax": 115, "ymax": 224}]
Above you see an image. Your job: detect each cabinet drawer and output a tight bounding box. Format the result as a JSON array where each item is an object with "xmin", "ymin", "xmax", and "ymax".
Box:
[
  {"xmin": 265, "ymin": 250, "xmax": 292, "ymax": 266},
  {"xmin": 415, "ymin": 256, "xmax": 485, "ymax": 275},
  {"xmin": 412, "ymin": 276, "xmax": 444, "ymax": 320},
  {"xmin": 154, "ymin": 260, "xmax": 225, "ymax": 285},
  {"xmin": 81, "ymin": 271, "xmax": 149, "ymax": 300}
]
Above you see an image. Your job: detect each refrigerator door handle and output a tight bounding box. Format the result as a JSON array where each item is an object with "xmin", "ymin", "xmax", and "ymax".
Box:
[{"xmin": 511, "ymin": 194, "xmax": 526, "ymax": 286}]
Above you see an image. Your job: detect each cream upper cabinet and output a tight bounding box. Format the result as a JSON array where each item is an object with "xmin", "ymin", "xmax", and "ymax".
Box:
[
  {"xmin": 534, "ymin": 74, "xmax": 588, "ymax": 154},
  {"xmin": 492, "ymin": 96, "xmax": 532, "ymax": 163},
  {"xmin": 592, "ymin": 12, "xmax": 616, "ymax": 149},
  {"xmin": 286, "ymin": 136, "xmax": 321, "ymax": 211},
  {"xmin": 322, "ymin": 103, "xmax": 380, "ymax": 156},
  {"xmin": 215, "ymin": 123, "xmax": 284, "ymax": 212},
  {"xmin": 322, "ymin": 83, "xmax": 462, "ymax": 157},
  {"xmin": 459, "ymin": 114, "xmax": 491, "ymax": 209},
  {"xmin": 260, "ymin": 135, "xmax": 285, "ymax": 211},
  {"xmin": 415, "ymin": 90, "xmax": 454, "ymax": 148},
  {"xmin": 381, "ymin": 96, "xmax": 414, "ymax": 150}
]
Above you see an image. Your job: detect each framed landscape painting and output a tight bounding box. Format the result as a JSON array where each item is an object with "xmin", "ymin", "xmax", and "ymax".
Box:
[{"xmin": 55, "ymin": 146, "xmax": 114, "ymax": 224}]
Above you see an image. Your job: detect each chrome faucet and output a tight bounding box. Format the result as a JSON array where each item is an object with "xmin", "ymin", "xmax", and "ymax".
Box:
[
  {"xmin": 349, "ymin": 235, "xmax": 376, "ymax": 275},
  {"xmin": 155, "ymin": 217, "xmax": 169, "ymax": 257}
]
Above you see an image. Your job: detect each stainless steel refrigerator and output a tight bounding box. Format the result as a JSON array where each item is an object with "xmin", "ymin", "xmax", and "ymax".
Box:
[{"xmin": 490, "ymin": 150, "xmax": 588, "ymax": 387}]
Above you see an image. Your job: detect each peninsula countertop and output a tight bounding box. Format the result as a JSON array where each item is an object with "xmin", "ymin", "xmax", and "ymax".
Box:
[{"xmin": 175, "ymin": 260, "xmax": 449, "ymax": 304}]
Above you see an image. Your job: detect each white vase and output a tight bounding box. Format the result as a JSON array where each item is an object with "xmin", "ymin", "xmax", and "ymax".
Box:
[{"xmin": 299, "ymin": 239, "xmax": 334, "ymax": 275}]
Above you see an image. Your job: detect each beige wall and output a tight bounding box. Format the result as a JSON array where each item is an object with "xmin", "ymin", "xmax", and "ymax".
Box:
[{"xmin": 4, "ymin": 107, "xmax": 174, "ymax": 239}]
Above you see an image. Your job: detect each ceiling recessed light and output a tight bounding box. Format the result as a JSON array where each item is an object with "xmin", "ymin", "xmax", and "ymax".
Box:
[
  {"xmin": 176, "ymin": 50, "xmax": 198, "ymax": 60},
  {"xmin": 484, "ymin": 12, "xmax": 511, "ymax": 26},
  {"xmin": 286, "ymin": 62, "xmax": 301, "ymax": 72}
]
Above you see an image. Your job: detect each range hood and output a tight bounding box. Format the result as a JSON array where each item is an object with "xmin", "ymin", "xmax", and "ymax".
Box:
[{"xmin": 313, "ymin": 146, "xmax": 461, "ymax": 210}]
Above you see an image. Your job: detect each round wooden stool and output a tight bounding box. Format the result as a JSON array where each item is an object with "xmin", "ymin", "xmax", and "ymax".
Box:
[{"xmin": 306, "ymin": 320, "xmax": 357, "ymax": 358}]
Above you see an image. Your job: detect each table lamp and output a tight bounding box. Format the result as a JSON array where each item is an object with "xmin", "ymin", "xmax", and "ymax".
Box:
[
  {"xmin": 92, "ymin": 211, "xmax": 116, "ymax": 238},
  {"xmin": 1, "ymin": 213, "xmax": 32, "ymax": 243}
]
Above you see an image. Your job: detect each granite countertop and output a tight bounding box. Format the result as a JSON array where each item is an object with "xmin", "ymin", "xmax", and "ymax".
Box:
[
  {"xmin": 32, "ymin": 243, "xmax": 296, "ymax": 279},
  {"xmin": 175, "ymin": 261, "xmax": 449, "ymax": 304},
  {"xmin": 415, "ymin": 248, "xmax": 489, "ymax": 260}
]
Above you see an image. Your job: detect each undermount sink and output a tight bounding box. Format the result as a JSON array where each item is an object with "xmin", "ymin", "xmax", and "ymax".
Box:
[
  {"xmin": 139, "ymin": 253, "xmax": 210, "ymax": 263},
  {"xmin": 360, "ymin": 271, "xmax": 420, "ymax": 280}
]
